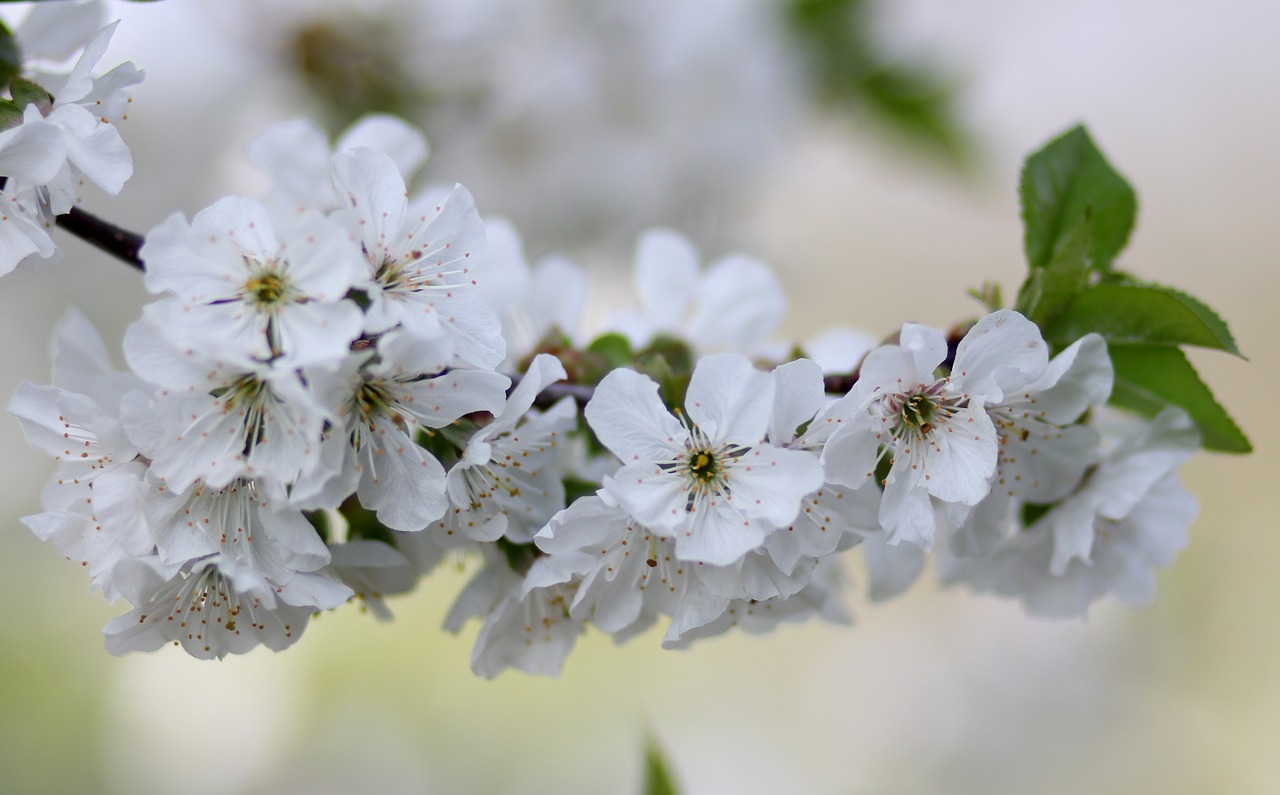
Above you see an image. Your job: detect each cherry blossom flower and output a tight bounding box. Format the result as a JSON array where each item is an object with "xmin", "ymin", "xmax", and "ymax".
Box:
[
  {"xmin": 332, "ymin": 147, "xmax": 504, "ymax": 369},
  {"xmin": 103, "ymin": 555, "xmax": 350, "ymax": 660},
  {"xmin": 296, "ymin": 331, "xmax": 510, "ymax": 531},
  {"xmin": 609, "ymin": 228, "xmax": 785, "ymax": 353},
  {"xmin": 427, "ymin": 353, "xmax": 575, "ymax": 545},
  {"xmin": 587, "ymin": 353, "xmax": 824, "ymax": 566},
  {"xmin": 248, "ymin": 114, "xmax": 428, "ymax": 224},
  {"xmin": 140, "ymin": 197, "xmax": 366, "ymax": 368},
  {"xmin": 821, "ymin": 310, "xmax": 1049, "ymax": 550},
  {"xmin": 945, "ymin": 409, "xmax": 1200, "ymax": 618}
]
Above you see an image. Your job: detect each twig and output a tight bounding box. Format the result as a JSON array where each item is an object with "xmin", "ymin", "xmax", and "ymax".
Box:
[{"xmin": 55, "ymin": 206, "xmax": 145, "ymax": 271}]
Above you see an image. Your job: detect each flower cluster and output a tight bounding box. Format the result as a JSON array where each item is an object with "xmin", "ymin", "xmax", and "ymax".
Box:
[
  {"xmin": 2, "ymin": 3, "xmax": 1232, "ymax": 676},
  {"xmin": 1, "ymin": 0, "xmax": 141, "ymax": 275}
]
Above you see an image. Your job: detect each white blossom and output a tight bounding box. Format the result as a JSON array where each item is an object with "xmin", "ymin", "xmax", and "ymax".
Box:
[
  {"xmin": 587, "ymin": 353, "xmax": 824, "ymax": 566},
  {"xmin": 428, "ymin": 353, "xmax": 574, "ymax": 545},
  {"xmin": 609, "ymin": 228, "xmax": 786, "ymax": 353},
  {"xmin": 248, "ymin": 114, "xmax": 428, "ymax": 224},
  {"xmin": 944, "ymin": 408, "xmax": 1200, "ymax": 618},
  {"xmin": 103, "ymin": 555, "xmax": 350, "ymax": 660},
  {"xmin": 332, "ymin": 147, "xmax": 505, "ymax": 369},
  {"xmin": 296, "ymin": 331, "xmax": 510, "ymax": 530},
  {"xmin": 122, "ymin": 303, "xmax": 336, "ymax": 495},
  {"xmin": 821, "ymin": 310, "xmax": 1049, "ymax": 550},
  {"xmin": 471, "ymin": 218, "xmax": 588, "ymax": 365},
  {"xmin": 140, "ymin": 197, "xmax": 366, "ymax": 368},
  {"xmin": 949, "ymin": 333, "xmax": 1114, "ymax": 558}
]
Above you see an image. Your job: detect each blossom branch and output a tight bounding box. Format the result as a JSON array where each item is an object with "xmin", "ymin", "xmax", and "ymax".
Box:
[{"xmin": 55, "ymin": 207, "xmax": 146, "ymax": 272}]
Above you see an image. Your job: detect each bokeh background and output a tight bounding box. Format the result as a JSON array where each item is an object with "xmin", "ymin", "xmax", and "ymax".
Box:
[{"xmin": 1, "ymin": 1, "xmax": 1275, "ymax": 793}]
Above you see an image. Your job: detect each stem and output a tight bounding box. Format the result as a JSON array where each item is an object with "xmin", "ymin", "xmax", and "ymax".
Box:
[
  {"xmin": 55, "ymin": 206, "xmax": 145, "ymax": 271},
  {"xmin": 525, "ymin": 369, "xmax": 861, "ymax": 410},
  {"xmin": 518, "ymin": 375, "xmax": 598, "ymax": 409}
]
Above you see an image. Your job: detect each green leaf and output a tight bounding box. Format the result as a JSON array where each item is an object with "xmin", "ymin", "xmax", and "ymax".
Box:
[
  {"xmin": 1108, "ymin": 345, "xmax": 1251, "ymax": 453},
  {"xmin": 0, "ymin": 99, "xmax": 22, "ymax": 130},
  {"xmin": 303, "ymin": 510, "xmax": 332, "ymax": 545},
  {"xmin": 1020, "ymin": 125, "xmax": 1136, "ymax": 271},
  {"xmin": 642, "ymin": 738, "xmax": 679, "ymax": 795},
  {"xmin": 785, "ymin": 0, "xmax": 970, "ymax": 166},
  {"xmin": 9, "ymin": 77, "xmax": 52, "ymax": 111},
  {"xmin": 1020, "ymin": 501, "xmax": 1054, "ymax": 528},
  {"xmin": 586, "ymin": 332, "xmax": 634, "ymax": 369},
  {"xmin": 1014, "ymin": 215, "xmax": 1092, "ymax": 326},
  {"xmin": 496, "ymin": 537, "xmax": 540, "ymax": 575},
  {"xmin": 0, "ymin": 20, "xmax": 19, "ymax": 93},
  {"xmin": 562, "ymin": 475, "xmax": 601, "ymax": 504},
  {"xmin": 639, "ymin": 335, "xmax": 694, "ymax": 377},
  {"xmin": 1046, "ymin": 283, "xmax": 1243, "ymax": 356},
  {"xmin": 339, "ymin": 496, "xmax": 396, "ymax": 546}
]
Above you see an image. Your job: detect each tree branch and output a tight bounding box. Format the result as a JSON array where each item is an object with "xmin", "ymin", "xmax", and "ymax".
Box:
[{"xmin": 55, "ymin": 206, "xmax": 145, "ymax": 271}]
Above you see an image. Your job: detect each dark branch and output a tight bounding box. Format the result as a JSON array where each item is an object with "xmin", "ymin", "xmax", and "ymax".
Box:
[
  {"xmin": 55, "ymin": 206, "xmax": 145, "ymax": 271},
  {"xmin": 527, "ymin": 368, "xmax": 862, "ymax": 410},
  {"xmin": 522, "ymin": 377, "xmax": 598, "ymax": 409}
]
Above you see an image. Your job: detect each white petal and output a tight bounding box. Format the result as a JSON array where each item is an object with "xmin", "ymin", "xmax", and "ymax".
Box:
[
  {"xmin": 332, "ymin": 148, "xmax": 408, "ymax": 262},
  {"xmin": 53, "ymin": 21, "xmax": 117, "ymax": 104},
  {"xmin": 470, "ymin": 351, "xmax": 562, "ymax": 444},
  {"xmin": 17, "ymin": 0, "xmax": 104, "ymax": 62},
  {"xmin": 1026, "ymin": 333, "xmax": 1114, "ymax": 423},
  {"xmin": 690, "ymin": 254, "xmax": 785, "ymax": 352},
  {"xmin": 998, "ymin": 422, "xmax": 1099, "ymax": 503},
  {"xmin": 879, "ymin": 458, "xmax": 936, "ymax": 549},
  {"xmin": 0, "ymin": 195, "xmax": 56, "ymax": 275},
  {"xmin": 0, "ymin": 114, "xmax": 67, "ymax": 184},
  {"xmin": 273, "ymin": 300, "xmax": 364, "ymax": 368},
  {"xmin": 634, "ymin": 228, "xmax": 698, "ymax": 329},
  {"xmin": 860, "ymin": 532, "xmax": 927, "ymax": 600},
  {"xmin": 819, "ymin": 416, "xmax": 881, "ymax": 490},
  {"xmin": 726, "ymin": 444, "xmax": 824, "ymax": 528},
  {"xmin": 279, "ymin": 212, "xmax": 366, "ymax": 300},
  {"xmin": 336, "ymin": 114, "xmax": 429, "ymax": 180},
  {"xmin": 951, "ymin": 309, "xmax": 1048, "ymax": 403},
  {"xmin": 585, "ymin": 368, "xmax": 687, "ymax": 463},
  {"xmin": 768, "ymin": 358, "xmax": 825, "ymax": 445},
  {"xmin": 247, "ymin": 119, "xmax": 334, "ymax": 212},
  {"xmin": 674, "ymin": 499, "xmax": 768, "ymax": 566},
  {"xmin": 922, "ymin": 405, "xmax": 998, "ymax": 504},
  {"xmin": 684, "ymin": 353, "xmax": 772, "ymax": 446},
  {"xmin": 400, "ymin": 368, "xmax": 512, "ymax": 428},
  {"xmin": 47, "ymin": 104, "xmax": 132, "ymax": 194},
  {"xmin": 602, "ymin": 464, "xmax": 687, "ymax": 532},
  {"xmin": 356, "ymin": 419, "xmax": 448, "ymax": 531}
]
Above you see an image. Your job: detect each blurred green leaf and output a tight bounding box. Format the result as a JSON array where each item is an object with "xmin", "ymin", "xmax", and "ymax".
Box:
[
  {"xmin": 563, "ymin": 475, "xmax": 601, "ymax": 504},
  {"xmin": 289, "ymin": 16, "xmax": 422, "ymax": 134},
  {"xmin": 0, "ymin": 99, "xmax": 21, "ymax": 129},
  {"xmin": 1021, "ymin": 125, "xmax": 1136, "ymax": 270},
  {"xmin": 304, "ymin": 509, "xmax": 332, "ymax": 544},
  {"xmin": 587, "ymin": 332, "xmax": 634, "ymax": 370},
  {"xmin": 1020, "ymin": 501, "xmax": 1054, "ymax": 528},
  {"xmin": 340, "ymin": 495, "xmax": 397, "ymax": 546},
  {"xmin": 1109, "ymin": 345, "xmax": 1251, "ymax": 453},
  {"xmin": 642, "ymin": 738, "xmax": 680, "ymax": 795},
  {"xmin": 497, "ymin": 537, "xmax": 539, "ymax": 574},
  {"xmin": 1046, "ymin": 283, "xmax": 1243, "ymax": 356},
  {"xmin": 785, "ymin": 0, "xmax": 968, "ymax": 164},
  {"xmin": 639, "ymin": 335, "xmax": 694, "ymax": 377},
  {"xmin": 10, "ymin": 76, "xmax": 52, "ymax": 110}
]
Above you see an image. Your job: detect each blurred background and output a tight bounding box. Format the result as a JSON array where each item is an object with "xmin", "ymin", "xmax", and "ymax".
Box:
[{"xmin": 0, "ymin": 1, "xmax": 1275, "ymax": 792}]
